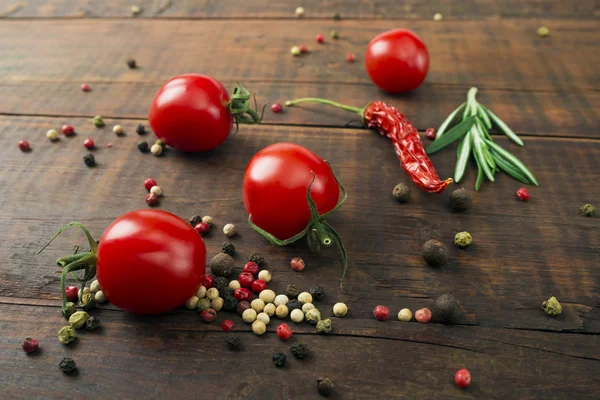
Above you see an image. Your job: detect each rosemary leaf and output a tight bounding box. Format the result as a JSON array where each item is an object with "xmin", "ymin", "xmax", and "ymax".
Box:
[
  {"xmin": 474, "ymin": 150, "xmax": 484, "ymax": 191},
  {"xmin": 491, "ymin": 151, "xmax": 531, "ymax": 184},
  {"xmin": 485, "ymin": 139, "xmax": 538, "ymax": 185},
  {"xmin": 426, "ymin": 116, "xmax": 475, "ymax": 155},
  {"xmin": 436, "ymin": 102, "xmax": 466, "ymax": 139},
  {"xmin": 481, "ymin": 105, "xmax": 524, "ymax": 146},
  {"xmin": 476, "ymin": 117, "xmax": 492, "ymax": 141},
  {"xmin": 477, "ymin": 105, "xmax": 492, "ymax": 129},
  {"xmin": 454, "ymin": 131, "xmax": 472, "ymax": 183},
  {"xmin": 473, "ymin": 129, "xmax": 495, "ymax": 182}
]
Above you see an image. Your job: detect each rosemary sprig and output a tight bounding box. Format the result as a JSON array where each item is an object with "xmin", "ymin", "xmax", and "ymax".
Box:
[{"xmin": 428, "ymin": 87, "xmax": 538, "ymax": 191}]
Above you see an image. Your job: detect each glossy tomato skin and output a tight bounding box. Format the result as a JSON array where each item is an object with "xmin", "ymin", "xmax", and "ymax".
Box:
[
  {"xmin": 96, "ymin": 209, "xmax": 206, "ymax": 314},
  {"xmin": 148, "ymin": 74, "xmax": 233, "ymax": 152},
  {"xmin": 365, "ymin": 29, "xmax": 429, "ymax": 93},
  {"xmin": 243, "ymin": 143, "xmax": 340, "ymax": 240}
]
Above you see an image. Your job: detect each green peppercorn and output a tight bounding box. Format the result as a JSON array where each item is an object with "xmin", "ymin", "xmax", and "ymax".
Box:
[
  {"xmin": 62, "ymin": 302, "xmax": 76, "ymax": 319},
  {"xmin": 221, "ymin": 241, "xmax": 235, "ymax": 256},
  {"xmin": 330, "ymin": 30, "xmax": 339, "ymax": 39},
  {"xmin": 454, "ymin": 231, "xmax": 472, "ymax": 248},
  {"xmin": 433, "ymin": 294, "xmax": 463, "ymax": 324},
  {"xmin": 393, "ymin": 183, "xmax": 411, "ymax": 203},
  {"xmin": 317, "ymin": 378, "xmax": 335, "ymax": 396},
  {"xmin": 306, "ymin": 308, "xmax": 321, "ymax": 325},
  {"xmin": 83, "ymin": 153, "xmax": 96, "ymax": 167},
  {"xmin": 223, "ymin": 296, "xmax": 239, "ymax": 312},
  {"xmin": 196, "ymin": 298, "xmax": 211, "ymax": 312},
  {"xmin": 57, "ymin": 326, "xmax": 76, "ymax": 344},
  {"xmin": 59, "ymin": 357, "xmax": 77, "ymax": 374},
  {"xmin": 137, "ymin": 140, "xmax": 149, "ymax": 152},
  {"xmin": 226, "ymin": 334, "xmax": 241, "ymax": 350},
  {"xmin": 333, "ymin": 13, "xmax": 341, "ymax": 20},
  {"xmin": 580, "ymin": 204, "xmax": 595, "ymax": 217},
  {"xmin": 214, "ymin": 276, "xmax": 229, "ymax": 291},
  {"xmin": 422, "ymin": 239, "xmax": 448, "ymax": 267},
  {"xmin": 80, "ymin": 292, "xmax": 96, "ymax": 310},
  {"xmin": 310, "ymin": 285, "xmax": 325, "ymax": 301},
  {"xmin": 248, "ymin": 252, "xmax": 264, "ymax": 265},
  {"xmin": 316, "ymin": 318, "xmax": 332, "ymax": 334},
  {"xmin": 272, "ymin": 352, "xmax": 287, "ymax": 367},
  {"xmin": 209, "ymin": 253, "xmax": 235, "ymax": 277},
  {"xmin": 69, "ymin": 311, "xmax": 90, "ymax": 329},
  {"xmin": 542, "ymin": 296, "xmax": 562, "ymax": 316},
  {"xmin": 449, "ymin": 188, "xmax": 472, "ymax": 212},
  {"xmin": 136, "ymin": 124, "xmax": 146, "ymax": 135},
  {"xmin": 290, "ymin": 341, "xmax": 309, "ymax": 359},
  {"xmin": 285, "ymin": 285, "xmax": 300, "ymax": 298},
  {"xmin": 85, "ymin": 316, "xmax": 102, "ymax": 331},
  {"xmin": 93, "ymin": 115, "xmax": 105, "ymax": 127}
]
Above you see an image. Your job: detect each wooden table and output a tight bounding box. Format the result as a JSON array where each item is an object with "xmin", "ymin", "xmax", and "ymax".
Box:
[{"xmin": 1, "ymin": 1, "xmax": 598, "ymax": 399}]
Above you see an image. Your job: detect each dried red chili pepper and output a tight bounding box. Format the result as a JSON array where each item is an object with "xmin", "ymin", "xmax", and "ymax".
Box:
[{"xmin": 285, "ymin": 98, "xmax": 452, "ymax": 193}]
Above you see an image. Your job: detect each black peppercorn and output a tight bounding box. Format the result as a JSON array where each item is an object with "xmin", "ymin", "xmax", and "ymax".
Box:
[
  {"xmin": 126, "ymin": 58, "xmax": 137, "ymax": 69},
  {"xmin": 433, "ymin": 294, "xmax": 463, "ymax": 324},
  {"xmin": 222, "ymin": 241, "xmax": 235, "ymax": 256},
  {"xmin": 189, "ymin": 215, "xmax": 202, "ymax": 226},
  {"xmin": 236, "ymin": 300, "xmax": 250, "ymax": 316},
  {"xmin": 83, "ymin": 153, "xmax": 96, "ymax": 167},
  {"xmin": 449, "ymin": 188, "xmax": 472, "ymax": 212},
  {"xmin": 85, "ymin": 316, "xmax": 102, "ymax": 331},
  {"xmin": 285, "ymin": 285, "xmax": 300, "ymax": 298},
  {"xmin": 309, "ymin": 285, "xmax": 325, "ymax": 301},
  {"xmin": 290, "ymin": 341, "xmax": 309, "ymax": 359},
  {"xmin": 422, "ymin": 239, "xmax": 448, "ymax": 267},
  {"xmin": 287, "ymin": 299, "xmax": 301, "ymax": 310},
  {"xmin": 226, "ymin": 334, "xmax": 241, "ymax": 350},
  {"xmin": 136, "ymin": 140, "xmax": 149, "ymax": 152},
  {"xmin": 317, "ymin": 378, "xmax": 335, "ymax": 396},
  {"xmin": 136, "ymin": 124, "xmax": 146, "ymax": 135},
  {"xmin": 248, "ymin": 252, "xmax": 264, "ymax": 265},
  {"xmin": 221, "ymin": 287, "xmax": 234, "ymax": 298},
  {"xmin": 59, "ymin": 357, "xmax": 77, "ymax": 373},
  {"xmin": 214, "ymin": 276, "xmax": 229, "ymax": 291},
  {"xmin": 272, "ymin": 352, "xmax": 286, "ymax": 367},
  {"xmin": 393, "ymin": 183, "xmax": 411, "ymax": 203},
  {"xmin": 223, "ymin": 296, "xmax": 238, "ymax": 312}
]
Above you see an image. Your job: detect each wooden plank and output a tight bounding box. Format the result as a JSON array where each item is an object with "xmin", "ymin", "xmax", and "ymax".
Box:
[
  {"xmin": 1, "ymin": 0, "xmax": 598, "ymax": 19},
  {"xmin": 1, "ymin": 303, "xmax": 599, "ymax": 399},
  {"xmin": 0, "ymin": 116, "xmax": 598, "ymax": 334}
]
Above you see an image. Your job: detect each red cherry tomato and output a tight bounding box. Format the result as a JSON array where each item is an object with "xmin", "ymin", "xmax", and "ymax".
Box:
[
  {"xmin": 243, "ymin": 143, "xmax": 340, "ymax": 240},
  {"xmin": 365, "ymin": 29, "xmax": 429, "ymax": 93},
  {"xmin": 148, "ymin": 74, "xmax": 233, "ymax": 152},
  {"xmin": 96, "ymin": 209, "xmax": 206, "ymax": 314}
]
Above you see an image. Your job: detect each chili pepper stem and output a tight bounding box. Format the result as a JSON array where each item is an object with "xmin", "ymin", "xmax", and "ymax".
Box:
[{"xmin": 285, "ymin": 98, "xmax": 364, "ymax": 115}]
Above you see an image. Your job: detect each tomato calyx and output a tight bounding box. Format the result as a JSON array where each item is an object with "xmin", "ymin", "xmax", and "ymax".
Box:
[
  {"xmin": 227, "ymin": 84, "xmax": 266, "ymax": 130},
  {"xmin": 248, "ymin": 162, "xmax": 349, "ymax": 288},
  {"xmin": 38, "ymin": 222, "xmax": 99, "ymax": 316}
]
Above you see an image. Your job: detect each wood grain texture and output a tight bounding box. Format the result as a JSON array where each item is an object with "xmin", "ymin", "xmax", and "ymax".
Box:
[
  {"xmin": 0, "ymin": 116, "xmax": 598, "ymax": 335},
  {"xmin": 1, "ymin": 303, "xmax": 599, "ymax": 399},
  {"xmin": 1, "ymin": 0, "xmax": 598, "ymax": 19}
]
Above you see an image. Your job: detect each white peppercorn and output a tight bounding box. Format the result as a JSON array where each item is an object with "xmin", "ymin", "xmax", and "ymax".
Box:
[
  {"xmin": 242, "ymin": 308, "xmax": 257, "ymax": 323},
  {"xmin": 185, "ymin": 296, "xmax": 199, "ymax": 310},
  {"xmin": 47, "ymin": 129, "xmax": 59, "ymax": 141},
  {"xmin": 251, "ymin": 299, "xmax": 265, "ymax": 313},
  {"xmin": 206, "ymin": 287, "xmax": 219, "ymax": 301},
  {"xmin": 290, "ymin": 309, "xmax": 304, "ymax": 323},
  {"xmin": 201, "ymin": 215, "xmax": 213, "ymax": 226},
  {"xmin": 259, "ymin": 289, "xmax": 276, "ymax": 304},
  {"xmin": 333, "ymin": 302, "xmax": 348, "ymax": 317},
  {"xmin": 276, "ymin": 304, "xmax": 289, "ymax": 319},
  {"xmin": 274, "ymin": 294, "xmax": 289, "ymax": 307},
  {"xmin": 211, "ymin": 297, "xmax": 224, "ymax": 311},
  {"xmin": 258, "ymin": 270, "xmax": 272, "ymax": 283},
  {"xmin": 150, "ymin": 143, "xmax": 162, "ymax": 156},
  {"xmin": 306, "ymin": 309, "xmax": 321, "ymax": 325},
  {"xmin": 112, "ymin": 125, "xmax": 124, "ymax": 135},
  {"xmin": 150, "ymin": 186, "xmax": 163, "ymax": 197},
  {"xmin": 196, "ymin": 285, "xmax": 207, "ymax": 299},
  {"xmin": 302, "ymin": 303, "xmax": 316, "ymax": 313},
  {"xmin": 257, "ymin": 312, "xmax": 270, "ymax": 325},
  {"xmin": 252, "ymin": 320, "xmax": 267, "ymax": 335},
  {"xmin": 90, "ymin": 280, "xmax": 101, "ymax": 293},
  {"xmin": 228, "ymin": 280, "xmax": 241, "ymax": 290},
  {"xmin": 223, "ymin": 223, "xmax": 237, "ymax": 237},
  {"xmin": 94, "ymin": 290, "xmax": 107, "ymax": 304},
  {"xmin": 295, "ymin": 6, "xmax": 304, "ymax": 18},
  {"xmin": 263, "ymin": 303, "xmax": 276, "ymax": 317},
  {"xmin": 298, "ymin": 292, "xmax": 313, "ymax": 304},
  {"xmin": 398, "ymin": 308, "xmax": 412, "ymax": 322}
]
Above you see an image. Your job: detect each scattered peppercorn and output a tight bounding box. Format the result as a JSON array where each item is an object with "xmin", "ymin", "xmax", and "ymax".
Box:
[
  {"xmin": 81, "ymin": 292, "xmax": 96, "ymax": 310},
  {"xmin": 284, "ymin": 285, "xmax": 299, "ymax": 299},
  {"xmin": 276, "ymin": 304, "xmax": 289, "ymax": 319},
  {"xmin": 299, "ymin": 45, "xmax": 309, "ymax": 53},
  {"xmin": 251, "ymin": 298, "xmax": 265, "ymax": 313},
  {"xmin": 150, "ymin": 143, "xmax": 163, "ymax": 156},
  {"xmin": 258, "ymin": 269, "xmax": 272, "ymax": 283},
  {"xmin": 196, "ymin": 298, "xmax": 211, "ymax": 312},
  {"xmin": 243, "ymin": 262, "xmax": 260, "ymax": 276},
  {"xmin": 185, "ymin": 296, "xmax": 200, "ymax": 310},
  {"xmin": 580, "ymin": 204, "xmax": 595, "ymax": 217},
  {"xmin": 238, "ymin": 272, "xmax": 254, "ymax": 289},
  {"xmin": 61, "ymin": 124, "xmax": 75, "ymax": 136},
  {"xmin": 221, "ymin": 241, "xmax": 235, "ymax": 256},
  {"xmin": 271, "ymin": 103, "xmax": 283, "ymax": 113},
  {"xmin": 223, "ymin": 296, "xmax": 239, "ymax": 312},
  {"xmin": 454, "ymin": 232, "xmax": 472, "ymax": 248},
  {"xmin": 425, "ymin": 128, "xmax": 436, "ymax": 140},
  {"xmin": 189, "ymin": 215, "xmax": 202, "ymax": 226},
  {"xmin": 69, "ymin": 311, "xmax": 90, "ymax": 329},
  {"xmin": 393, "ymin": 183, "xmax": 411, "ymax": 203},
  {"xmin": 221, "ymin": 322, "xmax": 234, "ymax": 335},
  {"xmin": 83, "ymin": 138, "xmax": 94, "ymax": 149},
  {"xmin": 144, "ymin": 178, "xmax": 157, "ymax": 191},
  {"xmin": 81, "ymin": 83, "xmax": 91, "ymax": 92},
  {"xmin": 333, "ymin": 12, "xmax": 341, "ymax": 20},
  {"xmin": 433, "ymin": 13, "xmax": 443, "ymax": 21},
  {"xmin": 242, "ymin": 308, "xmax": 257, "ymax": 323},
  {"xmin": 433, "ymin": 294, "xmax": 463, "ymax": 323},
  {"xmin": 517, "ymin": 187, "xmax": 530, "ymax": 201},
  {"xmin": 397, "ymin": 308, "xmax": 412, "ymax": 321},
  {"xmin": 316, "ymin": 318, "xmax": 332, "ymax": 334},
  {"xmin": 422, "ymin": 239, "xmax": 448, "ymax": 267},
  {"xmin": 317, "ymin": 378, "xmax": 335, "ymax": 396},
  {"xmin": 316, "ymin": 33, "xmax": 325, "ymax": 43},
  {"xmin": 196, "ymin": 286, "xmax": 207, "ymax": 298},
  {"xmin": 207, "ymin": 287, "xmax": 220, "ymax": 300},
  {"xmin": 537, "ymin": 26, "xmax": 549, "ymax": 37},
  {"xmin": 126, "ymin": 58, "xmax": 137, "ymax": 69},
  {"xmin": 47, "ymin": 129, "xmax": 59, "ymax": 141},
  {"xmin": 305, "ymin": 308, "xmax": 321, "ymax": 324},
  {"xmin": 135, "ymin": 140, "xmax": 149, "ymax": 153},
  {"xmin": 200, "ymin": 308, "xmax": 217, "ymax": 323},
  {"xmin": 22, "ymin": 338, "xmax": 39, "ymax": 354},
  {"xmin": 542, "ymin": 296, "xmax": 562, "ymax": 316},
  {"xmin": 259, "ymin": 289, "xmax": 276, "ymax": 303},
  {"xmin": 290, "ymin": 308, "xmax": 304, "ymax": 323},
  {"xmin": 62, "ymin": 302, "xmax": 76, "ymax": 318},
  {"xmin": 209, "ymin": 253, "xmax": 235, "ymax": 277},
  {"xmin": 302, "ymin": 303, "xmax": 315, "ymax": 313},
  {"xmin": 252, "ymin": 320, "xmax": 267, "ymax": 335},
  {"xmin": 212, "ymin": 297, "xmax": 224, "ymax": 311},
  {"xmin": 272, "ymin": 352, "xmax": 287, "ymax": 367},
  {"xmin": 251, "ymin": 279, "xmax": 267, "ymax": 293},
  {"xmin": 333, "ymin": 302, "xmax": 348, "ymax": 317},
  {"xmin": 257, "ymin": 312, "xmax": 270, "ymax": 325},
  {"xmin": 223, "ymin": 223, "xmax": 237, "ymax": 237},
  {"xmin": 291, "ymin": 341, "xmax": 309, "ymax": 359},
  {"xmin": 59, "ymin": 357, "xmax": 77, "ymax": 374},
  {"xmin": 346, "ymin": 52, "xmax": 356, "ymax": 62},
  {"xmin": 155, "ymin": 139, "xmax": 166, "ymax": 148},
  {"xmin": 17, "ymin": 139, "xmax": 30, "ymax": 152},
  {"xmin": 236, "ymin": 300, "xmax": 251, "ymax": 316},
  {"xmin": 287, "ymin": 299, "xmax": 301, "ymax": 310},
  {"xmin": 65, "ymin": 286, "xmax": 78, "ymax": 302},
  {"xmin": 276, "ymin": 323, "xmax": 293, "ymax": 340},
  {"xmin": 310, "ymin": 285, "xmax": 325, "ymax": 301},
  {"xmin": 145, "ymin": 192, "xmax": 159, "ymax": 206},
  {"xmin": 295, "ymin": 7, "xmax": 304, "ymax": 18},
  {"xmin": 291, "ymin": 46, "xmax": 301, "ymax": 56},
  {"xmin": 290, "ymin": 257, "xmax": 305, "ymax": 271},
  {"xmin": 130, "ymin": 5, "xmax": 142, "ymax": 16},
  {"xmin": 249, "ymin": 252, "xmax": 264, "ymax": 265},
  {"xmin": 330, "ymin": 30, "xmax": 339, "ymax": 39},
  {"xmin": 150, "ymin": 186, "xmax": 163, "ymax": 196},
  {"xmin": 112, "ymin": 125, "xmax": 124, "ymax": 136},
  {"xmin": 90, "ymin": 280, "xmax": 101, "ymax": 293},
  {"xmin": 221, "ymin": 287, "xmax": 234, "ymax": 298},
  {"xmin": 373, "ymin": 305, "xmax": 389, "ymax": 321},
  {"xmin": 85, "ymin": 316, "xmax": 102, "ymax": 331},
  {"xmin": 83, "ymin": 153, "xmax": 96, "ymax": 167},
  {"xmin": 226, "ymin": 334, "xmax": 241, "ymax": 350},
  {"xmin": 298, "ymin": 292, "xmax": 313, "ymax": 304},
  {"xmin": 263, "ymin": 303, "xmax": 276, "ymax": 317},
  {"xmin": 136, "ymin": 124, "xmax": 146, "ymax": 135},
  {"xmin": 454, "ymin": 369, "xmax": 471, "ymax": 388},
  {"xmin": 415, "ymin": 308, "xmax": 432, "ymax": 323},
  {"xmin": 228, "ymin": 280, "xmax": 241, "ymax": 290},
  {"xmin": 449, "ymin": 188, "xmax": 472, "ymax": 211},
  {"xmin": 93, "ymin": 115, "xmax": 104, "ymax": 127},
  {"xmin": 57, "ymin": 326, "xmax": 76, "ymax": 344}
]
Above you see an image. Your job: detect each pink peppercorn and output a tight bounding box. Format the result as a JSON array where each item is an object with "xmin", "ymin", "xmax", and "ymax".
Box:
[
  {"xmin": 194, "ymin": 222, "xmax": 210, "ymax": 236},
  {"xmin": 415, "ymin": 308, "xmax": 432, "ymax": 323},
  {"xmin": 251, "ymin": 279, "xmax": 267, "ymax": 294},
  {"xmin": 144, "ymin": 178, "xmax": 157, "ymax": 191},
  {"xmin": 517, "ymin": 187, "xmax": 530, "ymax": 201},
  {"xmin": 18, "ymin": 140, "xmax": 30, "ymax": 152},
  {"xmin": 202, "ymin": 275, "xmax": 214, "ymax": 289},
  {"xmin": 454, "ymin": 369, "xmax": 471, "ymax": 388},
  {"xmin": 346, "ymin": 52, "xmax": 356, "ymax": 62},
  {"xmin": 316, "ymin": 33, "xmax": 324, "ymax": 43},
  {"xmin": 290, "ymin": 257, "xmax": 305, "ymax": 272},
  {"xmin": 83, "ymin": 138, "xmax": 95, "ymax": 149},
  {"xmin": 373, "ymin": 305, "xmax": 390, "ymax": 321},
  {"xmin": 238, "ymin": 272, "xmax": 254, "ymax": 288},
  {"xmin": 81, "ymin": 83, "xmax": 91, "ymax": 92},
  {"xmin": 145, "ymin": 192, "xmax": 159, "ymax": 206},
  {"xmin": 221, "ymin": 320, "xmax": 235, "ymax": 332},
  {"xmin": 22, "ymin": 338, "xmax": 39, "ymax": 354},
  {"xmin": 276, "ymin": 323, "xmax": 293, "ymax": 341},
  {"xmin": 243, "ymin": 262, "xmax": 260, "ymax": 276},
  {"xmin": 271, "ymin": 103, "xmax": 283, "ymax": 114},
  {"xmin": 299, "ymin": 45, "xmax": 309, "ymax": 53},
  {"xmin": 61, "ymin": 125, "xmax": 75, "ymax": 137},
  {"xmin": 425, "ymin": 128, "xmax": 436, "ymax": 140},
  {"xmin": 200, "ymin": 309, "xmax": 217, "ymax": 323},
  {"xmin": 234, "ymin": 287, "xmax": 252, "ymax": 302},
  {"xmin": 105, "ymin": 143, "xmax": 113, "ymax": 148},
  {"xmin": 65, "ymin": 286, "xmax": 78, "ymax": 302}
]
